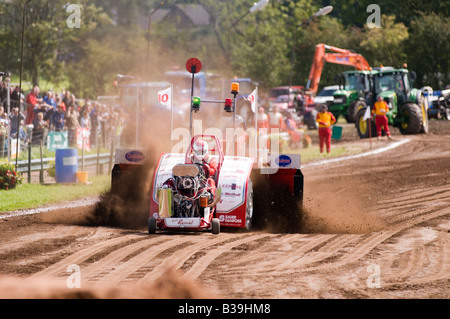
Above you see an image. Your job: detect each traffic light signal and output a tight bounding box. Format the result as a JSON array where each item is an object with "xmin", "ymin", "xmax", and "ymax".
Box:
[
  {"xmin": 224, "ymin": 98, "xmax": 233, "ymax": 112},
  {"xmin": 192, "ymin": 96, "xmax": 201, "ymax": 111}
]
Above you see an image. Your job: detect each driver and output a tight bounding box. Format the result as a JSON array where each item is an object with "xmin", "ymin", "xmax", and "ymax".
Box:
[{"xmin": 188, "ymin": 139, "xmax": 218, "ymax": 198}]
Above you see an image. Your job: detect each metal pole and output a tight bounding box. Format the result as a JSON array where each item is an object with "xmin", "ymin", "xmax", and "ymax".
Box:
[
  {"xmin": 135, "ymin": 83, "xmax": 139, "ymax": 147},
  {"xmin": 82, "ymin": 136, "xmax": 85, "ymax": 172},
  {"xmin": 96, "ymin": 131, "xmax": 100, "ymax": 175},
  {"xmin": 170, "ymin": 83, "xmax": 173, "ymax": 151},
  {"xmin": 289, "ymin": 27, "xmax": 297, "ymax": 90},
  {"xmin": 39, "ymin": 140, "xmax": 43, "ymax": 184},
  {"xmin": 16, "ymin": 0, "xmax": 33, "ymax": 171},
  {"xmin": 145, "ymin": 1, "xmax": 166, "ymax": 79},
  {"xmin": 27, "ymin": 141, "xmax": 31, "ymax": 183},
  {"xmin": 6, "ymin": 74, "xmax": 11, "ymax": 161},
  {"xmin": 189, "ymin": 71, "xmax": 195, "ymax": 138}
]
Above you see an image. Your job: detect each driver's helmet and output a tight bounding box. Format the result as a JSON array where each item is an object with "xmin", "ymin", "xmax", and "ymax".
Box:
[{"xmin": 193, "ymin": 139, "xmax": 208, "ymax": 162}]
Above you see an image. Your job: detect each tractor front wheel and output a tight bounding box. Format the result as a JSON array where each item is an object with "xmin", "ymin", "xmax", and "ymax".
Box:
[
  {"xmin": 148, "ymin": 217, "xmax": 157, "ymax": 234},
  {"xmin": 211, "ymin": 218, "xmax": 220, "ymax": 235},
  {"xmin": 399, "ymin": 103, "xmax": 422, "ymax": 135},
  {"xmin": 347, "ymin": 100, "xmax": 366, "ymax": 123},
  {"xmin": 355, "ymin": 108, "xmax": 376, "ymax": 139}
]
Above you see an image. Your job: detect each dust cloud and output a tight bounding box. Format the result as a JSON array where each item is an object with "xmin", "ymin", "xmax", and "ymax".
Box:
[
  {"xmin": 0, "ymin": 268, "xmax": 213, "ymax": 299},
  {"xmin": 299, "ymin": 173, "xmax": 387, "ymax": 234}
]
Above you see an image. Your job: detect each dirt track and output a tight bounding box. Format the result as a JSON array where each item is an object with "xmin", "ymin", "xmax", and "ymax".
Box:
[{"xmin": 0, "ymin": 121, "xmax": 449, "ymax": 299}]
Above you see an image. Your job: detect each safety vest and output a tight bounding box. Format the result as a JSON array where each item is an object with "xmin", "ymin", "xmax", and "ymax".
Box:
[
  {"xmin": 316, "ymin": 111, "xmax": 336, "ymax": 128},
  {"xmin": 372, "ymin": 101, "xmax": 389, "ymax": 116}
]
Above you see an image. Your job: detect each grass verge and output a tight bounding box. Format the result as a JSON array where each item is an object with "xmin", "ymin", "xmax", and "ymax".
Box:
[{"xmin": 0, "ymin": 174, "xmax": 111, "ymax": 212}]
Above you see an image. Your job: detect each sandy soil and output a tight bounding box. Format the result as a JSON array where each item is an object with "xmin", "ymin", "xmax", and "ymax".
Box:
[{"xmin": 0, "ymin": 120, "xmax": 449, "ymax": 299}]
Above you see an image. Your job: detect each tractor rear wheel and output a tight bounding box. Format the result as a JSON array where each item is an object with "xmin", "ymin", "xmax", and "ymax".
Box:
[
  {"xmin": 245, "ymin": 179, "xmax": 254, "ymax": 232},
  {"xmin": 418, "ymin": 95, "xmax": 429, "ymax": 133},
  {"xmin": 399, "ymin": 103, "xmax": 422, "ymax": 135}
]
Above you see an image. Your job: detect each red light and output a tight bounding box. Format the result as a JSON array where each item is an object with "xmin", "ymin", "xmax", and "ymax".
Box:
[{"xmin": 224, "ymin": 98, "xmax": 233, "ymax": 112}]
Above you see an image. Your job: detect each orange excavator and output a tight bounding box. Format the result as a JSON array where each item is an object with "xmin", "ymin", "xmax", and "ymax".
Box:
[{"xmin": 306, "ymin": 43, "xmax": 372, "ymax": 95}]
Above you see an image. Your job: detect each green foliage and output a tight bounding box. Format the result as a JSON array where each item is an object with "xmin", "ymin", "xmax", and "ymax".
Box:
[
  {"xmin": 359, "ymin": 15, "xmax": 409, "ymax": 68},
  {"xmin": 407, "ymin": 13, "xmax": 450, "ymax": 88}
]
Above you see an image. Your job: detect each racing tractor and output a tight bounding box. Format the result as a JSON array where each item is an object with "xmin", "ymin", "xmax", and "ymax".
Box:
[
  {"xmin": 355, "ymin": 67, "xmax": 429, "ymax": 138},
  {"xmin": 149, "ymin": 135, "xmax": 227, "ymax": 234},
  {"xmin": 423, "ymin": 86, "xmax": 450, "ymax": 120},
  {"xmin": 110, "ymin": 58, "xmax": 304, "ymax": 235}
]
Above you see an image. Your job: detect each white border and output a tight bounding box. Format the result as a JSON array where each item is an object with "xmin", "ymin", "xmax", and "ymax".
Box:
[{"xmin": 302, "ymin": 138, "xmax": 411, "ymax": 168}]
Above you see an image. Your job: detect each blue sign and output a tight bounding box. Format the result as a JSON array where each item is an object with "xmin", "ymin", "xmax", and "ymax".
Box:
[
  {"xmin": 125, "ymin": 150, "xmax": 146, "ymax": 163},
  {"xmin": 276, "ymin": 155, "xmax": 292, "ymax": 167}
]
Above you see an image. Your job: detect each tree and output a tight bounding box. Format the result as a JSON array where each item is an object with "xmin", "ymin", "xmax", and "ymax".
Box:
[
  {"xmin": 358, "ymin": 15, "xmax": 409, "ymax": 68},
  {"xmin": 407, "ymin": 13, "xmax": 450, "ymax": 88},
  {"xmin": 0, "ymin": 0, "xmax": 110, "ymax": 87}
]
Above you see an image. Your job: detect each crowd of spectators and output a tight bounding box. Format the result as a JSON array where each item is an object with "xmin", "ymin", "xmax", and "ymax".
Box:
[{"xmin": 0, "ymin": 78, "xmax": 125, "ymax": 156}]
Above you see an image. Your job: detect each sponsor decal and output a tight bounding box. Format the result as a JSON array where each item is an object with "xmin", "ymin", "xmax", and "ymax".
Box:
[
  {"xmin": 125, "ymin": 150, "xmax": 145, "ymax": 162},
  {"xmin": 224, "ymin": 192, "xmax": 241, "ymax": 197},
  {"xmin": 276, "ymin": 155, "xmax": 292, "ymax": 167},
  {"xmin": 336, "ymin": 56, "xmax": 349, "ymax": 63},
  {"xmin": 220, "ymin": 183, "xmax": 242, "ymax": 190},
  {"xmin": 165, "ymin": 218, "xmax": 201, "ymax": 228},
  {"xmin": 219, "ymin": 214, "xmax": 242, "ymax": 224}
]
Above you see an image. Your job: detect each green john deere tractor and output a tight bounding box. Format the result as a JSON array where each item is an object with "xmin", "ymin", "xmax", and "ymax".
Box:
[
  {"xmin": 355, "ymin": 67, "xmax": 429, "ymax": 138},
  {"xmin": 329, "ymin": 70, "xmax": 374, "ymax": 123}
]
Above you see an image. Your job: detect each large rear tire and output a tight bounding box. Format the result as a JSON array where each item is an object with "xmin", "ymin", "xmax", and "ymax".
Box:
[
  {"xmin": 245, "ymin": 179, "xmax": 254, "ymax": 232},
  {"xmin": 418, "ymin": 95, "xmax": 429, "ymax": 134},
  {"xmin": 399, "ymin": 103, "xmax": 422, "ymax": 135}
]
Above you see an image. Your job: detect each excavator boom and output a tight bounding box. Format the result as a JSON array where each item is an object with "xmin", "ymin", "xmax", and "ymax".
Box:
[{"xmin": 307, "ymin": 43, "xmax": 371, "ymax": 95}]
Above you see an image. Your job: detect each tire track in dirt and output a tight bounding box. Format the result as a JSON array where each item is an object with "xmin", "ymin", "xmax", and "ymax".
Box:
[
  {"xmin": 31, "ymin": 232, "xmax": 145, "ymax": 279},
  {"xmin": 381, "ymin": 233, "xmax": 449, "ymax": 287},
  {"xmin": 182, "ymin": 233, "xmax": 277, "ymax": 280},
  {"xmin": 281, "ymin": 207, "xmax": 449, "ymax": 276},
  {"xmin": 115, "ymin": 233, "xmax": 255, "ymax": 284},
  {"xmin": 3, "ymin": 131, "xmax": 449, "ymax": 298},
  {"xmin": 82, "ymin": 236, "xmax": 169, "ymax": 284}
]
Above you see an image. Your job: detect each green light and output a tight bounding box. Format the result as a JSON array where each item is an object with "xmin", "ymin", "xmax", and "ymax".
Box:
[{"xmin": 192, "ymin": 96, "xmax": 201, "ymax": 111}]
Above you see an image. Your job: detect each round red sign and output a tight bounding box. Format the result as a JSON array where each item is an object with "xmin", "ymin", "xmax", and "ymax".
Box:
[{"xmin": 186, "ymin": 58, "xmax": 202, "ymax": 74}]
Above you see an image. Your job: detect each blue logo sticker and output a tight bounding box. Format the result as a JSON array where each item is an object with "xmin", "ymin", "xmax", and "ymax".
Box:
[
  {"xmin": 276, "ymin": 155, "xmax": 292, "ymax": 167},
  {"xmin": 125, "ymin": 151, "xmax": 145, "ymax": 163}
]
